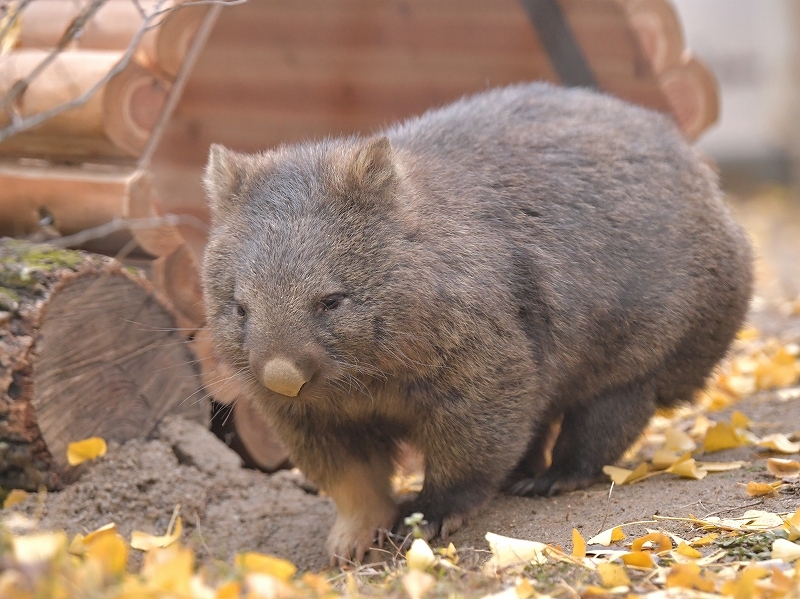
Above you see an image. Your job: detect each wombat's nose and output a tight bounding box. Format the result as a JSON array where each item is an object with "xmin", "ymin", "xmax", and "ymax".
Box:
[{"xmin": 259, "ymin": 357, "xmax": 308, "ymax": 397}]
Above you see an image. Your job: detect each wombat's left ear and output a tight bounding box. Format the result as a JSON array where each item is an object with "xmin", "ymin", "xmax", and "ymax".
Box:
[{"xmin": 346, "ymin": 136, "xmax": 398, "ymax": 197}]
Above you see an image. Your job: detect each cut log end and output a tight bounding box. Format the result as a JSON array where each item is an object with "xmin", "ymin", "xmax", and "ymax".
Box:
[{"xmin": 0, "ymin": 239, "xmax": 207, "ymax": 490}]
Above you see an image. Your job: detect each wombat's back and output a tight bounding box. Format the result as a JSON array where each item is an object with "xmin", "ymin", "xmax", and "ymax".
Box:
[{"xmin": 385, "ymin": 82, "xmax": 752, "ymax": 408}]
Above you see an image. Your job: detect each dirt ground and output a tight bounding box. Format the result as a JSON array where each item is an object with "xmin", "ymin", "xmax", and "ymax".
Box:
[{"xmin": 3, "ymin": 190, "xmax": 800, "ymax": 573}]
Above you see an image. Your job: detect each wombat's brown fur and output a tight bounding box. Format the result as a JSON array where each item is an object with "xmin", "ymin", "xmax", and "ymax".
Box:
[{"xmin": 202, "ymin": 83, "xmax": 753, "ymax": 564}]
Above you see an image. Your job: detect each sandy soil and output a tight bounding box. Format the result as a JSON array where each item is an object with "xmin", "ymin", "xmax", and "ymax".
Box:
[{"xmin": 3, "ymin": 191, "xmax": 799, "ymax": 573}]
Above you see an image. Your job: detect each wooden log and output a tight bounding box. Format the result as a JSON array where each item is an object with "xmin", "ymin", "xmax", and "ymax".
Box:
[
  {"xmin": 156, "ymin": 1, "xmax": 210, "ymax": 78},
  {"xmin": 0, "ymin": 239, "xmax": 207, "ymax": 491},
  {"xmin": 659, "ymin": 53, "xmax": 720, "ymax": 140},
  {"xmin": 17, "ymin": 0, "xmax": 161, "ymax": 66},
  {"xmin": 0, "ymin": 50, "xmax": 168, "ymax": 160},
  {"xmin": 150, "ymin": 242, "xmax": 205, "ymax": 331},
  {"xmin": 622, "ymin": 0, "xmax": 685, "ymax": 74}
]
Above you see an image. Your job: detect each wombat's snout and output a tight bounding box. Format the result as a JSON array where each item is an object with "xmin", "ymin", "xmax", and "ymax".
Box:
[{"xmin": 257, "ymin": 357, "xmax": 310, "ymax": 397}]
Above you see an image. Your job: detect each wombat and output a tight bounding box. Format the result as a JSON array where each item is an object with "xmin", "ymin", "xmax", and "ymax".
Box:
[{"xmin": 202, "ymin": 82, "xmax": 753, "ymax": 565}]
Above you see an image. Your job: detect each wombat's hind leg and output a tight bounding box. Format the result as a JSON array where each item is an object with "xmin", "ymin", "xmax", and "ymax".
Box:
[
  {"xmin": 507, "ymin": 380, "xmax": 657, "ymax": 497},
  {"xmin": 502, "ymin": 416, "xmax": 562, "ymax": 491}
]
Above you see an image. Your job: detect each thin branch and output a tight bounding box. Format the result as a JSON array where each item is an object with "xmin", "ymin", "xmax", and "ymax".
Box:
[
  {"xmin": 0, "ymin": 0, "xmax": 245, "ymax": 143},
  {"xmin": 46, "ymin": 215, "xmax": 208, "ymax": 249}
]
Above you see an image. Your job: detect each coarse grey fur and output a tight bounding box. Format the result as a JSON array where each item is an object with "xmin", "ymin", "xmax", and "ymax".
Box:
[{"xmin": 202, "ymin": 82, "xmax": 753, "ymax": 564}]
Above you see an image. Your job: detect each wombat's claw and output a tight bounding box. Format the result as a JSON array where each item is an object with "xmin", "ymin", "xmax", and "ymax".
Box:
[
  {"xmin": 393, "ymin": 506, "xmax": 467, "ymax": 547},
  {"xmin": 327, "ymin": 526, "xmax": 391, "ymax": 567}
]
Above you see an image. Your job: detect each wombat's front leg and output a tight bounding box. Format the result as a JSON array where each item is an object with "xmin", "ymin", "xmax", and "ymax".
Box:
[{"xmin": 324, "ymin": 455, "xmax": 398, "ymax": 566}]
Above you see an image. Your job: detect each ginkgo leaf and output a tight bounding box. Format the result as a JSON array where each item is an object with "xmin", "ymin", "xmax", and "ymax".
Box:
[
  {"xmin": 631, "ymin": 532, "xmax": 672, "ymax": 554},
  {"xmin": 602, "ymin": 462, "xmax": 650, "ymax": 485},
  {"xmin": 587, "ymin": 527, "xmax": 626, "ymax": 546},
  {"xmin": 663, "ymin": 427, "xmax": 696, "ymax": 453},
  {"xmin": 783, "ymin": 508, "xmax": 800, "ymax": 541},
  {"xmin": 695, "ymin": 460, "xmax": 747, "ymax": 472},
  {"xmin": 572, "ymin": 528, "xmax": 586, "ymax": 558},
  {"xmin": 767, "ymin": 457, "xmax": 800, "ymax": 478},
  {"xmin": 620, "ymin": 551, "xmax": 655, "ymax": 568},
  {"xmin": 690, "ymin": 534, "xmax": 719, "ymax": 546},
  {"xmin": 666, "ymin": 562, "xmax": 715, "ymax": 592},
  {"xmin": 596, "ymin": 563, "xmax": 630, "ymax": 588},
  {"xmin": 757, "ymin": 434, "xmax": 800, "ymax": 454},
  {"xmin": 66, "ymin": 437, "xmax": 107, "ymax": 466},
  {"xmin": 676, "ymin": 542, "xmax": 702, "ymax": 558},
  {"xmin": 131, "ymin": 507, "xmax": 182, "ymax": 551},
  {"xmin": 721, "ymin": 564, "xmax": 768, "ymax": 597},
  {"xmin": 406, "ymin": 538, "xmax": 436, "ymax": 571},
  {"xmin": 744, "ymin": 481, "xmax": 781, "ymax": 497},
  {"xmin": 703, "ymin": 422, "xmax": 747, "ymax": 452},
  {"xmin": 771, "ymin": 539, "xmax": 800, "ymax": 563},
  {"xmin": 484, "ymin": 532, "xmax": 547, "ymax": 570},
  {"xmin": 235, "ymin": 552, "xmax": 297, "ymax": 580},
  {"xmin": 652, "ymin": 449, "xmax": 681, "ymax": 470},
  {"xmin": 13, "ymin": 531, "xmax": 68, "ymax": 564},
  {"xmin": 402, "ymin": 570, "xmax": 435, "ymax": 599},
  {"xmin": 2, "ymin": 489, "xmax": 28, "ymax": 509}
]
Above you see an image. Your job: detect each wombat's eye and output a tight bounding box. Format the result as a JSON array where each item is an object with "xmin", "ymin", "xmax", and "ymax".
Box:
[
  {"xmin": 235, "ymin": 302, "xmax": 247, "ymax": 318},
  {"xmin": 318, "ymin": 293, "xmax": 346, "ymax": 313}
]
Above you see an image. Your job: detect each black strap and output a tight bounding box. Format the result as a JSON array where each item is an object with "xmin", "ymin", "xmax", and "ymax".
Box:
[{"xmin": 519, "ymin": 0, "xmax": 598, "ymax": 88}]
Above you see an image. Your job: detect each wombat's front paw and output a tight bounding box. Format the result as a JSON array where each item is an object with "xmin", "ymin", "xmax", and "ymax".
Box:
[
  {"xmin": 326, "ymin": 504, "xmax": 398, "ymax": 567},
  {"xmin": 393, "ymin": 499, "xmax": 469, "ymax": 546}
]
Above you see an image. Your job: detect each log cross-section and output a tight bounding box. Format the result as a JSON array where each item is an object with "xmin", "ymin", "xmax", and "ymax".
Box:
[{"xmin": 0, "ymin": 239, "xmax": 207, "ymax": 490}]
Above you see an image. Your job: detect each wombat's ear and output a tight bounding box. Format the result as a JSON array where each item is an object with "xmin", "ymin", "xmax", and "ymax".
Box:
[
  {"xmin": 204, "ymin": 144, "xmax": 257, "ymax": 215},
  {"xmin": 345, "ymin": 136, "xmax": 398, "ymax": 198}
]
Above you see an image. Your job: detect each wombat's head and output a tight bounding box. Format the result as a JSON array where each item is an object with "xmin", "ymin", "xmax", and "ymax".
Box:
[{"xmin": 202, "ymin": 137, "xmax": 407, "ymax": 402}]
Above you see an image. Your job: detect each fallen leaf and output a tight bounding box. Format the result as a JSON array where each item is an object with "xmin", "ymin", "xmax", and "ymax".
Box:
[
  {"xmin": 767, "ymin": 457, "xmax": 800, "ymax": 478},
  {"xmin": 515, "ymin": 578, "xmax": 536, "ymax": 599},
  {"xmin": 2, "ymin": 489, "xmax": 28, "ymax": 509},
  {"xmin": 666, "ymin": 454, "xmax": 708, "ymax": 480},
  {"xmin": 66, "ymin": 437, "xmax": 107, "ymax": 466},
  {"xmin": 235, "ymin": 552, "xmax": 297, "ymax": 580},
  {"xmin": 666, "ymin": 562, "xmax": 715, "ymax": 592},
  {"xmin": 484, "ymin": 532, "xmax": 547, "ymax": 570},
  {"xmin": 744, "ymin": 481, "xmax": 781, "ymax": 497},
  {"xmin": 703, "ymin": 422, "xmax": 747, "ymax": 452},
  {"xmin": 690, "ymin": 534, "xmax": 719, "ymax": 547},
  {"xmin": 696, "ymin": 460, "xmax": 748, "ymax": 472},
  {"xmin": 131, "ymin": 506, "xmax": 182, "ymax": 551},
  {"xmin": 597, "ymin": 563, "xmax": 630, "ymax": 588},
  {"xmin": 84, "ymin": 529, "xmax": 128, "ymax": 577},
  {"xmin": 652, "ymin": 449, "xmax": 681, "ymax": 470},
  {"xmin": 784, "ymin": 508, "xmax": 800, "ymax": 541},
  {"xmin": 572, "ymin": 528, "xmax": 586, "ymax": 558},
  {"xmin": 718, "ymin": 373, "xmax": 757, "ymax": 397},
  {"xmin": 721, "ymin": 564, "xmax": 768, "ymax": 598},
  {"xmin": 777, "ymin": 387, "xmax": 800, "ymax": 402},
  {"xmin": 245, "ymin": 573, "xmax": 293, "ymax": 599},
  {"xmin": 12, "ymin": 531, "xmax": 68, "ymax": 564},
  {"xmin": 402, "ymin": 570, "xmax": 435, "ymax": 599},
  {"xmin": 587, "ymin": 527, "xmax": 626, "ymax": 546},
  {"xmin": 737, "ymin": 328, "xmax": 760, "ymax": 341},
  {"xmin": 620, "ymin": 551, "xmax": 655, "ymax": 568},
  {"xmin": 631, "ymin": 532, "xmax": 672, "ymax": 554},
  {"xmin": 676, "ymin": 542, "xmax": 702, "ymax": 559},
  {"xmin": 757, "ymin": 434, "xmax": 800, "ymax": 454},
  {"xmin": 602, "ymin": 462, "xmax": 650, "ymax": 485},
  {"xmin": 772, "ymin": 539, "xmax": 800, "ymax": 563},
  {"xmin": 663, "ymin": 427, "xmax": 696, "ymax": 453},
  {"xmin": 406, "ymin": 538, "xmax": 436, "ymax": 571},
  {"xmin": 731, "ymin": 411, "xmax": 752, "ymax": 430}
]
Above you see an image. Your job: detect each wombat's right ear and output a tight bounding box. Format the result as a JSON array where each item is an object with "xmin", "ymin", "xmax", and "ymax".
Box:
[{"xmin": 204, "ymin": 144, "xmax": 252, "ymax": 214}]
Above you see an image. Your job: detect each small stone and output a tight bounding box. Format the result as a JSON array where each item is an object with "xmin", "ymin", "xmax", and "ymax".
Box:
[{"xmin": 156, "ymin": 416, "xmax": 242, "ymax": 476}]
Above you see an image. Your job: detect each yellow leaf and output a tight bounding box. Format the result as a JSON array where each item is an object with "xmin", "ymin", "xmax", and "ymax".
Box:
[
  {"xmin": 235, "ymin": 552, "xmax": 297, "ymax": 580},
  {"xmin": 620, "ymin": 551, "xmax": 655, "ymax": 568},
  {"xmin": 245, "ymin": 573, "xmax": 293, "ymax": 599},
  {"xmin": 652, "ymin": 450, "xmax": 681, "ymax": 470},
  {"xmin": 66, "ymin": 437, "xmax": 107, "ymax": 466},
  {"xmin": 402, "ymin": 570, "xmax": 435, "ymax": 599},
  {"xmin": 406, "ymin": 538, "xmax": 436, "ymax": 571},
  {"xmin": 745, "ymin": 481, "xmax": 781, "ymax": 497},
  {"xmin": 484, "ymin": 532, "xmax": 547, "ymax": 570},
  {"xmin": 784, "ymin": 508, "xmax": 800, "ymax": 541},
  {"xmin": 731, "ymin": 411, "xmax": 751, "ymax": 430},
  {"xmin": 587, "ymin": 527, "xmax": 626, "ymax": 546},
  {"xmin": 131, "ymin": 507, "xmax": 182, "ymax": 551},
  {"xmin": 663, "ymin": 427, "xmax": 696, "ymax": 453},
  {"xmin": 757, "ymin": 434, "xmax": 800, "ymax": 454},
  {"xmin": 13, "ymin": 531, "xmax": 68, "ymax": 564},
  {"xmin": 602, "ymin": 462, "xmax": 650, "ymax": 485},
  {"xmin": 755, "ymin": 347, "xmax": 800, "ymax": 389},
  {"xmin": 737, "ymin": 328, "xmax": 760, "ymax": 341},
  {"xmin": 2, "ymin": 489, "xmax": 28, "ymax": 509},
  {"xmin": 722, "ymin": 564, "xmax": 769, "ymax": 599},
  {"xmin": 767, "ymin": 457, "xmax": 800, "ymax": 478},
  {"xmin": 668, "ymin": 457, "xmax": 708, "ymax": 480},
  {"xmin": 666, "ymin": 563, "xmax": 715, "ymax": 592},
  {"xmin": 690, "ymin": 534, "xmax": 718, "ymax": 546},
  {"xmin": 703, "ymin": 422, "xmax": 747, "ymax": 452},
  {"xmin": 676, "ymin": 542, "xmax": 703, "ymax": 558},
  {"xmin": 215, "ymin": 580, "xmax": 242, "ymax": 599},
  {"xmin": 516, "ymin": 578, "xmax": 536, "ymax": 599},
  {"xmin": 597, "ymin": 563, "xmax": 630, "ymax": 588},
  {"xmin": 772, "ymin": 539, "xmax": 800, "ymax": 562},
  {"xmin": 718, "ymin": 373, "xmax": 757, "ymax": 397},
  {"xmin": 142, "ymin": 545, "xmax": 194, "ymax": 596},
  {"xmin": 631, "ymin": 532, "xmax": 672, "ymax": 554},
  {"xmin": 300, "ymin": 574, "xmax": 329, "ymax": 596},
  {"xmin": 82, "ymin": 522, "xmax": 118, "ymax": 545},
  {"xmin": 572, "ymin": 528, "xmax": 586, "ymax": 558},
  {"xmin": 85, "ymin": 530, "xmax": 128, "ymax": 577},
  {"xmin": 695, "ymin": 460, "xmax": 747, "ymax": 472}
]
